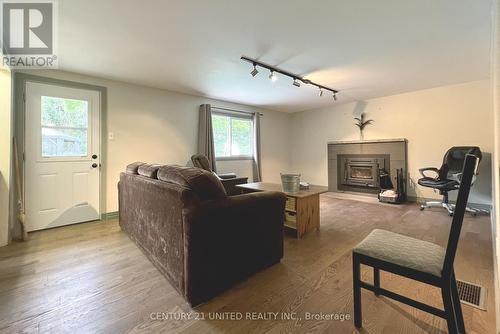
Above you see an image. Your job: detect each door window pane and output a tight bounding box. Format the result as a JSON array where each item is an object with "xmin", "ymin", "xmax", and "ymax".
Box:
[
  {"xmin": 41, "ymin": 96, "xmax": 89, "ymax": 157},
  {"xmin": 41, "ymin": 128, "xmax": 88, "ymax": 157}
]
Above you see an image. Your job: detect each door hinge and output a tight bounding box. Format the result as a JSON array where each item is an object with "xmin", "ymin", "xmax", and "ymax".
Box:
[
  {"xmin": 22, "ymin": 152, "xmax": 25, "ymax": 161},
  {"xmin": 22, "ymin": 92, "xmax": 26, "ymax": 102}
]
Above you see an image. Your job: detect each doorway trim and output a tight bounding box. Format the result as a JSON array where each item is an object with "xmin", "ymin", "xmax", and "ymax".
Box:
[{"xmin": 12, "ymin": 72, "xmax": 108, "ymax": 236}]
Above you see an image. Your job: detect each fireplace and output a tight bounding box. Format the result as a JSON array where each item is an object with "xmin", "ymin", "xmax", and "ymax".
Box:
[
  {"xmin": 337, "ymin": 154, "xmax": 390, "ymax": 193},
  {"xmin": 328, "ymin": 139, "xmax": 406, "ymax": 195},
  {"xmin": 343, "ymin": 158, "xmax": 380, "ymax": 188}
]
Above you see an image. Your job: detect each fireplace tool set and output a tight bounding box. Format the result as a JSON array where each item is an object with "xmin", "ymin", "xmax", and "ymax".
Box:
[{"xmin": 378, "ymin": 168, "xmax": 407, "ymax": 204}]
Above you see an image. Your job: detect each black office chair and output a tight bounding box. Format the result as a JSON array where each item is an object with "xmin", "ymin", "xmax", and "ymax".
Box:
[
  {"xmin": 418, "ymin": 146, "xmax": 483, "ymax": 216},
  {"xmin": 353, "ymin": 154, "xmax": 479, "ymax": 333}
]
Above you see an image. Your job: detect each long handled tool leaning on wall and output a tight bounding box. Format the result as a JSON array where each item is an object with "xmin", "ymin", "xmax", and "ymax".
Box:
[{"xmin": 13, "ymin": 137, "xmax": 28, "ymax": 241}]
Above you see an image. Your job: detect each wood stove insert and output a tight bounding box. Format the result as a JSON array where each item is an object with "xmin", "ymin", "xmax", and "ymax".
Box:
[{"xmin": 337, "ymin": 154, "xmax": 390, "ymax": 193}]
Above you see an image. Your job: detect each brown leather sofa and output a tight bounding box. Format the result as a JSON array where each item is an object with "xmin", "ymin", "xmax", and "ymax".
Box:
[{"xmin": 118, "ymin": 162, "xmax": 286, "ymax": 306}]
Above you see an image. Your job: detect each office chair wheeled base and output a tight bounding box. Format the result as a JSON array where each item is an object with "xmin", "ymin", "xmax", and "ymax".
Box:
[
  {"xmin": 420, "ymin": 201, "xmax": 489, "ymax": 216},
  {"xmin": 420, "ymin": 201, "xmax": 454, "ymax": 216},
  {"xmin": 451, "ymin": 204, "xmax": 489, "ymax": 216}
]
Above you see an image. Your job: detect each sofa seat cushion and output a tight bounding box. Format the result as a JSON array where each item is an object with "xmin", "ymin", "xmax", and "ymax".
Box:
[
  {"xmin": 126, "ymin": 162, "xmax": 145, "ymax": 174},
  {"xmin": 158, "ymin": 165, "xmax": 227, "ymax": 200},
  {"xmin": 138, "ymin": 164, "xmax": 162, "ymax": 178},
  {"xmin": 353, "ymin": 229, "xmax": 445, "ymax": 277}
]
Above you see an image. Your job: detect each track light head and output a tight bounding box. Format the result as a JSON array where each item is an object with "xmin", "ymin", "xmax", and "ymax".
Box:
[
  {"xmin": 292, "ymin": 78, "xmax": 300, "ymax": 87},
  {"xmin": 269, "ymin": 70, "xmax": 277, "ymax": 82},
  {"xmin": 250, "ymin": 64, "xmax": 258, "ymax": 77},
  {"xmin": 333, "ymin": 92, "xmax": 338, "ymax": 101},
  {"xmin": 319, "ymin": 89, "xmax": 323, "ymax": 97}
]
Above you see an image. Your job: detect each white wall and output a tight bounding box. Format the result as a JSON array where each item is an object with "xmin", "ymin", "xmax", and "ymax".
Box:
[
  {"xmin": 0, "ymin": 66, "xmax": 12, "ymax": 247},
  {"xmin": 492, "ymin": 0, "xmax": 500, "ymax": 330},
  {"xmin": 493, "ymin": 0, "xmax": 500, "ymax": 252},
  {"xmin": 290, "ymin": 80, "xmax": 494, "ymax": 205},
  {"xmin": 23, "ymin": 70, "xmax": 290, "ymax": 213}
]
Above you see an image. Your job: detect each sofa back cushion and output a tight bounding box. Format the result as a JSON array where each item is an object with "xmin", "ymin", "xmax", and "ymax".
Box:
[
  {"xmin": 158, "ymin": 165, "xmax": 226, "ymax": 200},
  {"xmin": 138, "ymin": 163, "xmax": 162, "ymax": 178},
  {"xmin": 126, "ymin": 162, "xmax": 145, "ymax": 174}
]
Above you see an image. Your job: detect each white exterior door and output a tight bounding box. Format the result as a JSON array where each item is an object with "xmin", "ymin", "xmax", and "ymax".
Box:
[{"xmin": 25, "ymin": 82, "xmax": 101, "ymax": 231}]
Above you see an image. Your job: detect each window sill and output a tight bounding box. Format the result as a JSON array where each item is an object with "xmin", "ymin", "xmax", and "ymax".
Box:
[{"xmin": 216, "ymin": 156, "xmax": 254, "ymax": 161}]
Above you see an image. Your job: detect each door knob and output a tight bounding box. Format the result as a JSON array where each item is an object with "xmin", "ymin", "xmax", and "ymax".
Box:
[
  {"xmin": 92, "ymin": 154, "xmax": 98, "ymax": 159},
  {"xmin": 91, "ymin": 163, "xmax": 98, "ymax": 168}
]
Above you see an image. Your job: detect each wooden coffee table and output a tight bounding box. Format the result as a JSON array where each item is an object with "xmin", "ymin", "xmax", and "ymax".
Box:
[{"xmin": 235, "ymin": 182, "xmax": 328, "ymax": 238}]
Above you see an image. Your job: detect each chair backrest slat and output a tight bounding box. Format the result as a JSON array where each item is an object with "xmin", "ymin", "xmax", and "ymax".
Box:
[{"xmin": 442, "ymin": 154, "xmax": 479, "ymax": 277}]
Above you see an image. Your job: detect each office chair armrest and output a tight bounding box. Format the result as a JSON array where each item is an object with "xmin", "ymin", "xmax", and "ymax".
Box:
[
  {"xmin": 452, "ymin": 172, "xmax": 477, "ymax": 185},
  {"xmin": 419, "ymin": 167, "xmax": 440, "ymax": 179},
  {"xmin": 450, "ymin": 172, "xmax": 462, "ymax": 182}
]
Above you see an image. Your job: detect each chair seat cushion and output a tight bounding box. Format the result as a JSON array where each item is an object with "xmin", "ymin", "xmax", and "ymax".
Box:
[
  {"xmin": 417, "ymin": 177, "xmax": 458, "ymax": 191},
  {"xmin": 353, "ymin": 229, "xmax": 445, "ymax": 277}
]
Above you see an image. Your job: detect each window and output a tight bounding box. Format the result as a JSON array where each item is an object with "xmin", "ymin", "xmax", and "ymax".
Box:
[
  {"xmin": 212, "ymin": 113, "xmax": 253, "ymax": 159},
  {"xmin": 41, "ymin": 96, "xmax": 89, "ymax": 157}
]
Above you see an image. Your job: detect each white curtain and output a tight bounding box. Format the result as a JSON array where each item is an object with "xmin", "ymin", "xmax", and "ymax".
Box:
[
  {"xmin": 253, "ymin": 112, "xmax": 262, "ymax": 182},
  {"xmin": 198, "ymin": 104, "xmax": 217, "ymax": 172}
]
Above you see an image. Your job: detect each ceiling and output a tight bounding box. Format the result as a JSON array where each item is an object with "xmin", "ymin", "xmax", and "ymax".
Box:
[{"xmin": 58, "ymin": 0, "xmax": 492, "ymax": 112}]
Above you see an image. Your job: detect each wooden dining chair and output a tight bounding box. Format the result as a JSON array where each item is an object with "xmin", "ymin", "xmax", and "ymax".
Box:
[{"xmin": 352, "ymin": 154, "xmax": 479, "ymax": 333}]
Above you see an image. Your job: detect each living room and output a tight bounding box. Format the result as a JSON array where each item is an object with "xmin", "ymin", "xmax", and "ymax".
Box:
[{"xmin": 0, "ymin": 1, "xmax": 500, "ymax": 333}]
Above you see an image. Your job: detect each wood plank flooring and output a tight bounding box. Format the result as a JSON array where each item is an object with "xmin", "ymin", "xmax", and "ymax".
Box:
[{"xmin": 0, "ymin": 195, "xmax": 496, "ymax": 333}]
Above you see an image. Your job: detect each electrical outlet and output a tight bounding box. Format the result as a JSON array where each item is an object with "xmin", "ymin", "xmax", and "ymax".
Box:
[{"xmin": 108, "ymin": 132, "xmax": 114, "ymax": 140}]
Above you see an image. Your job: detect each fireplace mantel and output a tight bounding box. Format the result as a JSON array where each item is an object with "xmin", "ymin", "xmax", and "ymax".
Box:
[{"xmin": 328, "ymin": 138, "xmax": 407, "ymax": 145}]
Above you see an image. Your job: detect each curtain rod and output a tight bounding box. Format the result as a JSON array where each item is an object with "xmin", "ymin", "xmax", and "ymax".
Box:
[{"xmin": 212, "ymin": 106, "xmax": 264, "ymax": 116}]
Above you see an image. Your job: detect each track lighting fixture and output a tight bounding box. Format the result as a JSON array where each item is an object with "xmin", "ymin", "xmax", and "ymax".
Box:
[
  {"xmin": 250, "ymin": 64, "xmax": 258, "ymax": 77},
  {"xmin": 269, "ymin": 70, "xmax": 277, "ymax": 82},
  {"xmin": 241, "ymin": 55, "xmax": 338, "ymax": 99}
]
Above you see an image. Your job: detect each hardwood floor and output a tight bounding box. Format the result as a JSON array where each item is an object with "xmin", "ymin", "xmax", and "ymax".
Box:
[{"xmin": 0, "ymin": 195, "xmax": 496, "ymax": 333}]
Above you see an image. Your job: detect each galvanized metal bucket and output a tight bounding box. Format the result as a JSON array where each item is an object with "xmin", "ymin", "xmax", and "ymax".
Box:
[{"xmin": 280, "ymin": 173, "xmax": 301, "ymax": 193}]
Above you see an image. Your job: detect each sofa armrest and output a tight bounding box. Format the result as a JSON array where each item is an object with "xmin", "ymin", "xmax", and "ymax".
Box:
[
  {"xmin": 181, "ymin": 191, "xmax": 286, "ymax": 305},
  {"xmin": 220, "ymin": 176, "xmax": 249, "ymax": 195}
]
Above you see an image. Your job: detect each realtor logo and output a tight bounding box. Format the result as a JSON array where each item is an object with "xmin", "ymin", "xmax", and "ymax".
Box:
[{"xmin": 1, "ymin": 0, "xmax": 58, "ymax": 68}]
